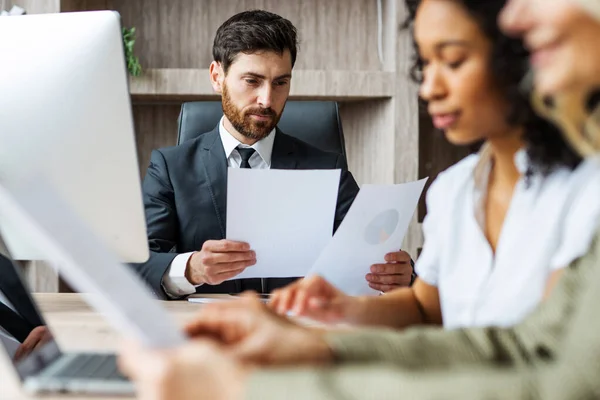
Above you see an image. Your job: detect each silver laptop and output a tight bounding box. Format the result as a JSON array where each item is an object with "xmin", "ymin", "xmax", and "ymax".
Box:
[{"xmin": 0, "ymin": 237, "xmax": 132, "ymax": 395}]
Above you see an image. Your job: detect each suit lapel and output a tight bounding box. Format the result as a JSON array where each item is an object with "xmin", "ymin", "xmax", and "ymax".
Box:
[
  {"xmin": 271, "ymin": 129, "xmax": 298, "ymax": 170},
  {"xmin": 199, "ymin": 127, "xmax": 228, "ymax": 238},
  {"xmin": 198, "ymin": 128, "xmax": 298, "ymax": 238},
  {"xmin": 0, "ymin": 256, "xmax": 44, "ymax": 327},
  {"xmin": 0, "ymin": 301, "xmax": 33, "ymax": 342}
]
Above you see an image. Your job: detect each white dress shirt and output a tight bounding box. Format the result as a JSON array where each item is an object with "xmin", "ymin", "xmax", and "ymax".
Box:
[
  {"xmin": 162, "ymin": 118, "xmax": 276, "ymax": 297},
  {"xmin": 416, "ymin": 148, "xmax": 600, "ymax": 329},
  {"xmin": 0, "ymin": 290, "xmax": 21, "ymax": 358}
]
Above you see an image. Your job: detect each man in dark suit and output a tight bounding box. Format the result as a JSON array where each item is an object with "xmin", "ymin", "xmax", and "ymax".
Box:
[
  {"xmin": 132, "ymin": 10, "xmax": 414, "ymax": 299},
  {"xmin": 0, "ymin": 253, "xmax": 51, "ymax": 361}
]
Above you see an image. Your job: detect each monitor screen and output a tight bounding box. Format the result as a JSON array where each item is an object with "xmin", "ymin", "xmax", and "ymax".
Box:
[
  {"xmin": 0, "ymin": 251, "xmax": 62, "ymax": 380},
  {"xmin": 0, "ymin": 11, "xmax": 148, "ymax": 263}
]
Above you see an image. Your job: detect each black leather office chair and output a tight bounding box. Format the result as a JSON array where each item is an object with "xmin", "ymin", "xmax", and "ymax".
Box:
[{"xmin": 176, "ymin": 101, "xmax": 347, "ymax": 160}]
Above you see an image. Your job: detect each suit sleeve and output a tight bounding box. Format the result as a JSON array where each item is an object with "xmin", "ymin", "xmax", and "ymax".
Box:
[
  {"xmin": 333, "ymin": 154, "xmax": 359, "ymax": 233},
  {"xmin": 247, "ymin": 364, "xmax": 538, "ymax": 400},
  {"xmin": 129, "ymin": 150, "xmax": 180, "ymax": 299},
  {"xmin": 0, "ymin": 255, "xmax": 44, "ymax": 328}
]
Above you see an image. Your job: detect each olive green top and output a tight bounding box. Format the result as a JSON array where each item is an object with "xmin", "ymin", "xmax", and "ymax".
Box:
[{"xmin": 247, "ymin": 232, "xmax": 600, "ymax": 399}]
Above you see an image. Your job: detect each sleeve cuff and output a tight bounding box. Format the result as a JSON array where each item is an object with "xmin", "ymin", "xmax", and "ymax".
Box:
[{"xmin": 161, "ymin": 252, "xmax": 198, "ymax": 298}]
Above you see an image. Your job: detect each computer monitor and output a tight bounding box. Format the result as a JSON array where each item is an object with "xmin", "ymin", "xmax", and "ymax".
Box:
[
  {"xmin": 0, "ymin": 11, "xmax": 148, "ymax": 262},
  {"xmin": 0, "ymin": 10, "xmax": 184, "ymax": 353}
]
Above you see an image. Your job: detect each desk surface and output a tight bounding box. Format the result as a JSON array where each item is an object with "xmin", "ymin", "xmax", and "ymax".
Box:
[{"xmin": 0, "ymin": 293, "xmax": 204, "ymax": 400}]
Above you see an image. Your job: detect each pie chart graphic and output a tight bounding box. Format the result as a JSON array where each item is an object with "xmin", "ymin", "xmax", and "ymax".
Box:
[{"xmin": 364, "ymin": 209, "xmax": 400, "ymax": 245}]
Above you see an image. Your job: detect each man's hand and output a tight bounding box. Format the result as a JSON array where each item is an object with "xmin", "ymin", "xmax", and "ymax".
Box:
[
  {"xmin": 366, "ymin": 250, "xmax": 413, "ymax": 292},
  {"xmin": 185, "ymin": 294, "xmax": 333, "ymax": 366},
  {"xmin": 186, "ymin": 240, "xmax": 256, "ymax": 285},
  {"xmin": 14, "ymin": 326, "xmax": 52, "ymax": 362},
  {"xmin": 118, "ymin": 339, "xmax": 247, "ymax": 400},
  {"xmin": 269, "ymin": 275, "xmax": 364, "ymax": 324}
]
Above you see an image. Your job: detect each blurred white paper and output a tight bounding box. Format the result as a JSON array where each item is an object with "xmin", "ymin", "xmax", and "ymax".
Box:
[
  {"xmin": 227, "ymin": 168, "xmax": 340, "ymax": 279},
  {"xmin": 187, "ymin": 295, "xmax": 269, "ymax": 304},
  {"xmin": 0, "ymin": 177, "xmax": 186, "ymax": 348},
  {"xmin": 188, "ymin": 297, "xmax": 236, "ymax": 304},
  {"xmin": 308, "ymin": 178, "xmax": 428, "ymax": 296}
]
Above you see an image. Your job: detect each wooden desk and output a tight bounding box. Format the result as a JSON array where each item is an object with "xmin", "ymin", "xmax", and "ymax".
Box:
[{"xmin": 0, "ymin": 293, "xmax": 204, "ymax": 400}]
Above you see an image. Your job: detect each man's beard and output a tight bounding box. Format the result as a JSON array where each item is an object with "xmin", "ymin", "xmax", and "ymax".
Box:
[{"xmin": 221, "ymin": 83, "xmax": 282, "ymax": 141}]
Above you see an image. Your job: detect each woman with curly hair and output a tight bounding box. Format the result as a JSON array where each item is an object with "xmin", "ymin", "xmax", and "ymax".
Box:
[{"xmin": 268, "ymin": 0, "xmax": 600, "ymax": 331}]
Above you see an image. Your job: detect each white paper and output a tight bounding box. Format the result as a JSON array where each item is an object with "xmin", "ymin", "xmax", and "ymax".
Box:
[
  {"xmin": 188, "ymin": 297, "xmax": 233, "ymax": 304},
  {"xmin": 226, "ymin": 168, "xmax": 340, "ymax": 279},
  {"xmin": 0, "ymin": 177, "xmax": 186, "ymax": 348},
  {"xmin": 188, "ymin": 296, "xmax": 268, "ymax": 304},
  {"xmin": 308, "ymin": 178, "xmax": 428, "ymax": 296}
]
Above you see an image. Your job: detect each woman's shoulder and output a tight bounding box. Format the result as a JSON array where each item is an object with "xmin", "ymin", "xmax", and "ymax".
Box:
[
  {"xmin": 571, "ymin": 155, "xmax": 600, "ymax": 181},
  {"xmin": 563, "ymin": 155, "xmax": 600, "ymax": 212},
  {"xmin": 548, "ymin": 154, "xmax": 600, "ymax": 197},
  {"xmin": 548, "ymin": 155, "xmax": 600, "ymax": 270}
]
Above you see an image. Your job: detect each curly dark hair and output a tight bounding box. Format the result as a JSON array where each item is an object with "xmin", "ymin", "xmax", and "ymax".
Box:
[
  {"xmin": 213, "ymin": 10, "xmax": 298, "ymax": 74},
  {"xmin": 404, "ymin": 0, "xmax": 582, "ymax": 175}
]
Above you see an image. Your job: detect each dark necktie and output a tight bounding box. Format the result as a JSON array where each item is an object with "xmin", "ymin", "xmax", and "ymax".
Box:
[
  {"xmin": 237, "ymin": 147, "xmax": 256, "ymax": 169},
  {"xmin": 235, "ymin": 147, "xmax": 268, "ymax": 293}
]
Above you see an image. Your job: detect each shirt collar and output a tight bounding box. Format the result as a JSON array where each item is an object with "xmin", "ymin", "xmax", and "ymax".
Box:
[
  {"xmin": 473, "ymin": 145, "xmax": 530, "ymax": 229},
  {"xmin": 513, "ymin": 148, "xmax": 529, "ymax": 175},
  {"xmin": 218, "ymin": 117, "xmax": 276, "ymax": 167},
  {"xmin": 474, "ymin": 145, "xmax": 530, "ymax": 192}
]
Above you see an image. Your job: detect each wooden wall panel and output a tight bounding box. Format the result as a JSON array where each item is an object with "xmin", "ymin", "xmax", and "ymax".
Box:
[
  {"xmin": 63, "ymin": 0, "xmax": 383, "ymax": 71},
  {"xmin": 10, "ymin": 0, "xmax": 60, "ymax": 13},
  {"xmin": 132, "ymin": 104, "xmax": 181, "ymax": 176},
  {"xmin": 129, "ymin": 69, "xmax": 394, "ymax": 102},
  {"xmin": 381, "ymin": 0, "xmax": 398, "ymax": 72},
  {"xmin": 60, "ymin": 0, "xmax": 110, "ymax": 11},
  {"xmin": 20, "ymin": 261, "xmax": 59, "ymax": 293},
  {"xmin": 393, "ymin": 1, "xmax": 422, "ymax": 257},
  {"xmin": 417, "ymin": 108, "xmax": 478, "ymax": 221},
  {"xmin": 340, "ymin": 100, "xmax": 395, "ymax": 186}
]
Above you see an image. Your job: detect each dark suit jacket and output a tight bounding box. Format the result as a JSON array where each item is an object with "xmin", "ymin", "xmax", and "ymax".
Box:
[
  {"xmin": 132, "ymin": 126, "xmax": 360, "ymax": 299},
  {"xmin": 0, "ymin": 255, "xmax": 44, "ymax": 343}
]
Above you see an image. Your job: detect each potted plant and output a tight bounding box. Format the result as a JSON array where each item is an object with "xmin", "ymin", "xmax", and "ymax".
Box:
[{"xmin": 122, "ymin": 26, "xmax": 142, "ymax": 76}]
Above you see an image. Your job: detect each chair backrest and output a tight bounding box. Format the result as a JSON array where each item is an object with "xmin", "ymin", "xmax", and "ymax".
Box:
[{"xmin": 176, "ymin": 101, "xmax": 347, "ymax": 159}]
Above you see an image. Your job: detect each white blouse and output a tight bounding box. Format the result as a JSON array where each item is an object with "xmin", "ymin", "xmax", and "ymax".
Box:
[{"xmin": 416, "ymin": 150, "xmax": 600, "ymax": 329}]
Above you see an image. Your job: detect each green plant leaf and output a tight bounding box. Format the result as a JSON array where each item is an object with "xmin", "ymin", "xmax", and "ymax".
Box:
[{"xmin": 122, "ymin": 25, "xmax": 143, "ymax": 77}]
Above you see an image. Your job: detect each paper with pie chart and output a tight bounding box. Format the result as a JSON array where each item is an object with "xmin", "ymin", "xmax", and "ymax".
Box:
[{"xmin": 308, "ymin": 178, "xmax": 428, "ymax": 296}]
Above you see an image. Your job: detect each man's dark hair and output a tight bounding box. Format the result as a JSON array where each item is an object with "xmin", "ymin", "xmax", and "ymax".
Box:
[
  {"xmin": 404, "ymin": 0, "xmax": 582, "ymax": 176},
  {"xmin": 213, "ymin": 10, "xmax": 298, "ymax": 73}
]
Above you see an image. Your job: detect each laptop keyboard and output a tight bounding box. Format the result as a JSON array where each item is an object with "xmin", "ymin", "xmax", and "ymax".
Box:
[{"xmin": 55, "ymin": 354, "xmax": 125, "ymax": 381}]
